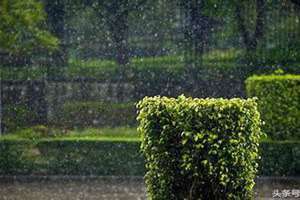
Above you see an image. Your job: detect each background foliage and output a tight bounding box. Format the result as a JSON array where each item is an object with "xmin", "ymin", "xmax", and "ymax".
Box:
[
  {"xmin": 0, "ymin": 0, "xmax": 58, "ymax": 65},
  {"xmin": 246, "ymin": 74, "xmax": 300, "ymax": 140}
]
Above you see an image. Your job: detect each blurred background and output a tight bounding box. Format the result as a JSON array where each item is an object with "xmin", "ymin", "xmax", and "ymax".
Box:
[
  {"xmin": 0, "ymin": 2, "xmax": 299, "ymax": 199},
  {"xmin": 1, "ymin": 0, "xmax": 299, "ymax": 133}
]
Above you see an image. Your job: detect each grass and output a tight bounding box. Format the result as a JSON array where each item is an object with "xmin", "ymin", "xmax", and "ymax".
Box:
[
  {"xmin": 1, "ymin": 48, "xmax": 300, "ymax": 80},
  {"xmin": 0, "ymin": 49, "xmax": 243, "ymax": 80},
  {"xmin": 63, "ymin": 127, "xmax": 139, "ymax": 139},
  {"xmin": 3, "ymin": 125, "xmax": 298, "ymax": 143},
  {"xmin": 0, "ymin": 126, "xmax": 140, "ymax": 141},
  {"xmin": 0, "ymin": 66, "xmax": 48, "ymax": 80}
]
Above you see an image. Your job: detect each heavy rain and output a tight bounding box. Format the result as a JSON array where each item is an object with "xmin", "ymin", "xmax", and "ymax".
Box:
[{"xmin": 0, "ymin": 0, "xmax": 299, "ymax": 199}]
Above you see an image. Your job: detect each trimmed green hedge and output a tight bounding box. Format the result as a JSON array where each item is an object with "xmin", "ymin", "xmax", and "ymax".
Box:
[
  {"xmin": 259, "ymin": 140, "xmax": 300, "ymax": 176},
  {"xmin": 36, "ymin": 139, "xmax": 144, "ymax": 175},
  {"xmin": 2, "ymin": 104, "xmax": 39, "ymax": 132},
  {"xmin": 0, "ymin": 140, "xmax": 35, "ymax": 174},
  {"xmin": 137, "ymin": 96, "xmax": 262, "ymax": 200},
  {"xmin": 58, "ymin": 101, "xmax": 136, "ymax": 127},
  {"xmin": 0, "ymin": 138, "xmax": 144, "ymax": 176},
  {"xmin": 0, "ymin": 138, "xmax": 299, "ymax": 177},
  {"xmin": 246, "ymin": 74, "xmax": 300, "ymax": 140}
]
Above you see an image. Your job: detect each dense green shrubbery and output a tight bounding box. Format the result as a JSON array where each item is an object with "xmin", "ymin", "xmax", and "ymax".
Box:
[
  {"xmin": 0, "ymin": 140, "xmax": 34, "ymax": 174},
  {"xmin": 246, "ymin": 74, "xmax": 300, "ymax": 140},
  {"xmin": 36, "ymin": 139, "xmax": 144, "ymax": 175},
  {"xmin": 59, "ymin": 101, "xmax": 136, "ymax": 127},
  {"xmin": 7, "ymin": 125, "xmax": 52, "ymax": 140},
  {"xmin": 0, "ymin": 0, "xmax": 58, "ymax": 66},
  {"xmin": 137, "ymin": 95, "xmax": 262, "ymax": 200},
  {"xmin": 2, "ymin": 104, "xmax": 39, "ymax": 132},
  {"xmin": 259, "ymin": 140, "xmax": 300, "ymax": 176},
  {"xmin": 0, "ymin": 137, "xmax": 144, "ymax": 176},
  {"xmin": 0, "ymin": 136, "xmax": 298, "ymax": 177}
]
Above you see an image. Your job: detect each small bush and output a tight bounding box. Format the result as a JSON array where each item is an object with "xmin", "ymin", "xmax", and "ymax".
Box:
[
  {"xmin": 11, "ymin": 125, "xmax": 50, "ymax": 139},
  {"xmin": 0, "ymin": 140, "xmax": 34, "ymax": 174},
  {"xmin": 259, "ymin": 140, "xmax": 300, "ymax": 176},
  {"xmin": 58, "ymin": 101, "xmax": 136, "ymax": 127},
  {"xmin": 246, "ymin": 74, "xmax": 300, "ymax": 140},
  {"xmin": 2, "ymin": 104, "xmax": 39, "ymax": 132},
  {"xmin": 137, "ymin": 95, "xmax": 262, "ymax": 200}
]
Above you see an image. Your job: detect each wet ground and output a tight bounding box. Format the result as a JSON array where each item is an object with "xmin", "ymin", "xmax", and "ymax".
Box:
[{"xmin": 0, "ymin": 176, "xmax": 299, "ymax": 200}]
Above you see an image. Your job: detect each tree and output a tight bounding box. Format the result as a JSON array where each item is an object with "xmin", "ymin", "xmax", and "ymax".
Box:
[
  {"xmin": 88, "ymin": 0, "xmax": 148, "ymax": 67},
  {"xmin": 291, "ymin": 0, "xmax": 300, "ymax": 7},
  {"xmin": 0, "ymin": 0, "xmax": 58, "ymax": 66},
  {"xmin": 179, "ymin": 0, "xmax": 218, "ymax": 66},
  {"xmin": 234, "ymin": 0, "xmax": 266, "ymax": 53},
  {"xmin": 44, "ymin": 0, "xmax": 68, "ymax": 67},
  {"xmin": 291, "ymin": 0, "xmax": 300, "ymax": 13}
]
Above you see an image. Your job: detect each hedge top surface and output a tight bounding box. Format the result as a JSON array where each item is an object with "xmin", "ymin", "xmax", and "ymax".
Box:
[
  {"xmin": 137, "ymin": 95, "xmax": 262, "ymax": 143},
  {"xmin": 246, "ymin": 74, "xmax": 300, "ymax": 81},
  {"xmin": 137, "ymin": 95, "xmax": 259, "ymax": 105},
  {"xmin": 137, "ymin": 95, "xmax": 260, "ymax": 119}
]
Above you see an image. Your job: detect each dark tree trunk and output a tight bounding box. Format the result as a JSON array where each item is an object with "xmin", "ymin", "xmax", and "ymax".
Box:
[
  {"xmin": 190, "ymin": 0, "xmax": 205, "ymax": 59},
  {"xmin": 181, "ymin": 0, "xmax": 214, "ymax": 65},
  {"xmin": 291, "ymin": 0, "xmax": 300, "ymax": 7},
  {"xmin": 235, "ymin": 0, "xmax": 266, "ymax": 53},
  {"xmin": 253, "ymin": 0, "xmax": 266, "ymax": 50},
  {"xmin": 44, "ymin": 0, "xmax": 67, "ymax": 67},
  {"xmin": 93, "ymin": 0, "xmax": 147, "ymax": 68},
  {"xmin": 0, "ymin": 80, "xmax": 2, "ymax": 134},
  {"xmin": 95, "ymin": 0, "xmax": 131, "ymax": 68},
  {"xmin": 291, "ymin": 0, "xmax": 300, "ymax": 14},
  {"xmin": 109, "ymin": 12, "xmax": 130, "ymax": 67},
  {"xmin": 180, "ymin": 0, "xmax": 216, "ymax": 95},
  {"xmin": 235, "ymin": 3, "xmax": 252, "ymax": 52}
]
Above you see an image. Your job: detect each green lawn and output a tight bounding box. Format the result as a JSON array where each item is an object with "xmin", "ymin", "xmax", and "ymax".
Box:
[
  {"xmin": 2, "ymin": 125, "xmax": 297, "ymax": 143},
  {"xmin": 0, "ymin": 126, "xmax": 140, "ymax": 142},
  {"xmin": 0, "ymin": 49, "xmax": 242, "ymax": 80},
  {"xmin": 1, "ymin": 48, "xmax": 299, "ymax": 80}
]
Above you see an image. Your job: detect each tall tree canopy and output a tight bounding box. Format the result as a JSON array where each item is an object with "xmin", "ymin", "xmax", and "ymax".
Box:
[
  {"xmin": 0, "ymin": 0, "xmax": 58, "ymax": 65},
  {"xmin": 44, "ymin": 0, "xmax": 68, "ymax": 66}
]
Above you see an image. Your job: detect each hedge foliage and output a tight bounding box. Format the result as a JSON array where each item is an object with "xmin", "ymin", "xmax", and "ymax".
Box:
[
  {"xmin": 0, "ymin": 138, "xmax": 144, "ymax": 176},
  {"xmin": 137, "ymin": 96, "xmax": 262, "ymax": 200},
  {"xmin": 0, "ymin": 138, "xmax": 298, "ymax": 177},
  {"xmin": 0, "ymin": 140, "xmax": 34, "ymax": 174},
  {"xmin": 36, "ymin": 139, "xmax": 144, "ymax": 175},
  {"xmin": 259, "ymin": 140, "xmax": 300, "ymax": 176},
  {"xmin": 2, "ymin": 104, "xmax": 39, "ymax": 132},
  {"xmin": 58, "ymin": 101, "xmax": 136, "ymax": 127},
  {"xmin": 246, "ymin": 74, "xmax": 300, "ymax": 140}
]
